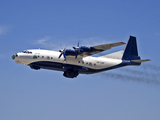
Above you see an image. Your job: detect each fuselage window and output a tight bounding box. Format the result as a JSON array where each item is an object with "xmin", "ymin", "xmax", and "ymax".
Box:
[
  {"xmin": 51, "ymin": 57, "xmax": 53, "ymax": 59},
  {"xmin": 42, "ymin": 56, "xmax": 44, "ymax": 58},
  {"xmin": 78, "ymin": 61, "xmax": 80, "ymax": 63},
  {"xmin": 82, "ymin": 61, "xmax": 84, "ymax": 64},
  {"xmin": 86, "ymin": 62, "xmax": 88, "ymax": 64},
  {"xmin": 89, "ymin": 63, "xmax": 92, "ymax": 65},
  {"xmin": 47, "ymin": 56, "xmax": 50, "ymax": 59},
  {"xmin": 94, "ymin": 63, "xmax": 96, "ymax": 66}
]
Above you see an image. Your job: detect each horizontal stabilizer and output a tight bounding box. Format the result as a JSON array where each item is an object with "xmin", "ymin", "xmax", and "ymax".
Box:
[{"xmin": 131, "ymin": 59, "xmax": 150, "ymax": 63}]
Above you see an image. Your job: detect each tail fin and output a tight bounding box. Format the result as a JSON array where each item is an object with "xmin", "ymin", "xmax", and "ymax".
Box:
[
  {"xmin": 99, "ymin": 36, "xmax": 140, "ymax": 60},
  {"xmin": 100, "ymin": 36, "xmax": 150, "ymax": 64},
  {"xmin": 122, "ymin": 36, "xmax": 141, "ymax": 60}
]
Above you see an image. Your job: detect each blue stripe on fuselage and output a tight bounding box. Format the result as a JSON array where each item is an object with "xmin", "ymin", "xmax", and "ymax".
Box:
[{"xmin": 29, "ymin": 60, "xmax": 140, "ymax": 74}]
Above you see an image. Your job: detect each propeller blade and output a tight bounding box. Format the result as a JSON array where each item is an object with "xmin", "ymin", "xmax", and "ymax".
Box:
[
  {"xmin": 75, "ymin": 51, "xmax": 78, "ymax": 59},
  {"xmin": 77, "ymin": 42, "xmax": 79, "ymax": 47},
  {"xmin": 63, "ymin": 53, "xmax": 66, "ymax": 59},
  {"xmin": 72, "ymin": 42, "xmax": 82, "ymax": 58},
  {"xmin": 58, "ymin": 53, "xmax": 63, "ymax": 59},
  {"xmin": 58, "ymin": 45, "xmax": 67, "ymax": 59},
  {"xmin": 79, "ymin": 48, "xmax": 82, "ymax": 51},
  {"xmin": 64, "ymin": 45, "xmax": 67, "ymax": 50}
]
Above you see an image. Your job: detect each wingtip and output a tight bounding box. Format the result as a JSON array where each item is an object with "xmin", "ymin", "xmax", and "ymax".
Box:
[{"xmin": 120, "ymin": 42, "xmax": 126, "ymax": 44}]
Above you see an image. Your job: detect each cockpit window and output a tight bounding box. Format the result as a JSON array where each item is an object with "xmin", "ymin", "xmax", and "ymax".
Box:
[{"xmin": 23, "ymin": 50, "xmax": 32, "ymax": 54}]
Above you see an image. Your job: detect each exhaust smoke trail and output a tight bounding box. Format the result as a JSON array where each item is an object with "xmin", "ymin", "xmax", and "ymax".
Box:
[
  {"xmin": 97, "ymin": 64, "xmax": 160, "ymax": 85},
  {"xmin": 142, "ymin": 64, "xmax": 160, "ymax": 72}
]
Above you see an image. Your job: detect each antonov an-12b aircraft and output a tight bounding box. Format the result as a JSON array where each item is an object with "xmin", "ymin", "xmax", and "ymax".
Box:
[{"xmin": 12, "ymin": 36, "xmax": 150, "ymax": 78}]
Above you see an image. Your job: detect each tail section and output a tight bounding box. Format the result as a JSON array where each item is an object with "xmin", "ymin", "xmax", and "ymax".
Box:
[
  {"xmin": 122, "ymin": 36, "xmax": 140, "ymax": 60},
  {"xmin": 122, "ymin": 36, "xmax": 150, "ymax": 65},
  {"xmin": 100, "ymin": 36, "xmax": 140, "ymax": 60},
  {"xmin": 100, "ymin": 36, "xmax": 150, "ymax": 64},
  {"xmin": 100, "ymin": 50, "xmax": 124, "ymax": 59}
]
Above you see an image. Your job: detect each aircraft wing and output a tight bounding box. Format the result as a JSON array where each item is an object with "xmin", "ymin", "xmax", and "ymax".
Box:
[{"xmin": 80, "ymin": 42, "xmax": 125, "ymax": 56}]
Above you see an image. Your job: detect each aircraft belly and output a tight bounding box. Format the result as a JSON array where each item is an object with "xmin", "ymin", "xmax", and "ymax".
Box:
[
  {"xmin": 28, "ymin": 59, "xmax": 125, "ymax": 74},
  {"xmin": 29, "ymin": 61, "xmax": 90, "ymax": 73}
]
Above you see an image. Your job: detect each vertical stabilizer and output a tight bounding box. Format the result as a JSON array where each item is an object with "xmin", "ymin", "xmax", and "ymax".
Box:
[{"xmin": 122, "ymin": 36, "xmax": 140, "ymax": 60}]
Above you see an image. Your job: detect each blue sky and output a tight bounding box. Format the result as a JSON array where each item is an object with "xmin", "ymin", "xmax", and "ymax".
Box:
[{"xmin": 0, "ymin": 0, "xmax": 160, "ymax": 120}]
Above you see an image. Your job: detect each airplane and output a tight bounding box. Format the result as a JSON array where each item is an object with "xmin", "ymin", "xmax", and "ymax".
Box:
[{"xmin": 12, "ymin": 36, "xmax": 150, "ymax": 78}]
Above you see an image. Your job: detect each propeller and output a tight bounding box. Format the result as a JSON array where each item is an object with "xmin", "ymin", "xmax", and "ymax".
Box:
[
  {"xmin": 73, "ymin": 42, "xmax": 83, "ymax": 59},
  {"xmin": 58, "ymin": 46, "xmax": 67, "ymax": 59}
]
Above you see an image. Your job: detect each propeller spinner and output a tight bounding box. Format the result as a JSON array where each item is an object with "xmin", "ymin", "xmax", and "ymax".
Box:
[
  {"xmin": 58, "ymin": 48, "xmax": 66, "ymax": 59},
  {"xmin": 73, "ymin": 42, "xmax": 83, "ymax": 59}
]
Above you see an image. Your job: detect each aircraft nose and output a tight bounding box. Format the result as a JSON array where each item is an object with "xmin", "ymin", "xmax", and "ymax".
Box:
[
  {"xmin": 12, "ymin": 54, "xmax": 18, "ymax": 60},
  {"xmin": 12, "ymin": 54, "xmax": 15, "ymax": 59}
]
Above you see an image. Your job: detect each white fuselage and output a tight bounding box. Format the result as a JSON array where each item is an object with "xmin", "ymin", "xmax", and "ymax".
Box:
[{"xmin": 13, "ymin": 49, "xmax": 122, "ymax": 73}]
